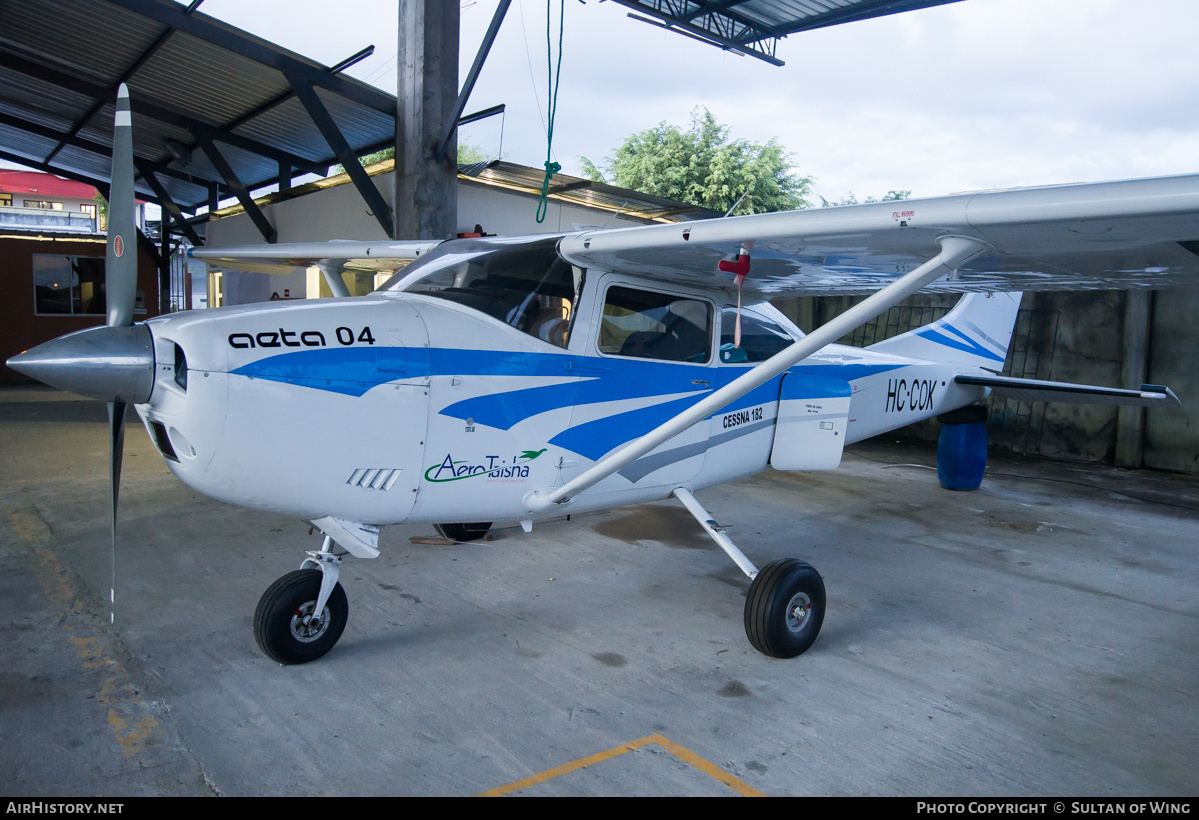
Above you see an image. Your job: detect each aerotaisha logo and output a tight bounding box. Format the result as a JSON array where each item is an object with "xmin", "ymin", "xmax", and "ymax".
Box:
[{"xmin": 424, "ymin": 449, "xmax": 547, "ymax": 483}]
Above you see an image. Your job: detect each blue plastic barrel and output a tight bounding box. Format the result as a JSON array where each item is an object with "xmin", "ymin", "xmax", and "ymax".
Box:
[{"xmin": 936, "ymin": 405, "xmax": 989, "ymax": 491}]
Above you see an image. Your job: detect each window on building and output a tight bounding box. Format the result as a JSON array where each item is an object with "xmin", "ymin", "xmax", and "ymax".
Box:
[
  {"xmin": 0, "ymin": 193, "xmax": 12, "ymax": 207},
  {"xmin": 599, "ymin": 286, "xmax": 712, "ymax": 364},
  {"xmin": 79, "ymin": 203, "xmax": 96, "ymax": 218},
  {"xmin": 33, "ymin": 255, "xmax": 106, "ymax": 315},
  {"xmin": 23, "ymin": 200, "xmax": 64, "ymax": 210}
]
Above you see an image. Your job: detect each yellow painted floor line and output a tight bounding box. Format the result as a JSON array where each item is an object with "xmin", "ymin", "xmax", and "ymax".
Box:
[
  {"xmin": 13, "ymin": 509, "xmax": 169, "ymax": 761},
  {"xmin": 476, "ymin": 733, "xmax": 765, "ymax": 797}
]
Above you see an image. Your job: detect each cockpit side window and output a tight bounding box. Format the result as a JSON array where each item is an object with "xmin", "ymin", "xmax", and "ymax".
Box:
[
  {"xmin": 719, "ymin": 306, "xmax": 796, "ymax": 363},
  {"xmin": 599, "ymin": 286, "xmax": 712, "ymax": 364},
  {"xmin": 384, "ymin": 237, "xmax": 577, "ymax": 348}
]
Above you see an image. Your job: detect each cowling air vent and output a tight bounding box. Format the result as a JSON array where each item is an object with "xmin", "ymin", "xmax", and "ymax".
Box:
[
  {"xmin": 174, "ymin": 343, "xmax": 188, "ymax": 391},
  {"xmin": 347, "ymin": 469, "xmax": 402, "ymax": 490}
]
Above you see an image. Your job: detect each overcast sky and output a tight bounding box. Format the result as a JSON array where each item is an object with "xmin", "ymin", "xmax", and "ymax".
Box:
[{"xmin": 11, "ymin": 0, "xmax": 1199, "ymax": 206}]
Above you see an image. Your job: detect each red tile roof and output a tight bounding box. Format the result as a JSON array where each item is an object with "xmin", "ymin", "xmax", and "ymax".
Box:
[{"xmin": 0, "ymin": 169, "xmax": 98, "ymax": 199}]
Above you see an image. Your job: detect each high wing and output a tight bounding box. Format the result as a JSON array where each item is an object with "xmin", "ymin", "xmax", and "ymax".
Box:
[
  {"xmin": 191, "ymin": 174, "xmax": 1199, "ymax": 295},
  {"xmin": 558, "ymin": 173, "xmax": 1199, "ymax": 294},
  {"xmin": 191, "ymin": 240, "xmax": 439, "ymax": 278}
]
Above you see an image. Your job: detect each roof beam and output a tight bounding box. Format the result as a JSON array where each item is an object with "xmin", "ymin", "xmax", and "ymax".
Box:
[
  {"xmin": 102, "ymin": 0, "xmax": 397, "ymax": 118},
  {"xmin": 616, "ymin": 2, "xmax": 782, "ymax": 65},
  {"xmin": 436, "ymin": 0, "xmax": 511, "ymax": 163},
  {"xmin": 0, "ymin": 109, "xmax": 203, "ymax": 205},
  {"xmin": 135, "ymin": 162, "xmax": 203, "ymax": 245},
  {"xmin": 194, "ymin": 132, "xmax": 277, "ymax": 243},
  {"xmin": 43, "ymin": 0, "xmax": 206, "ymax": 165},
  {"xmin": 0, "ymin": 51, "xmax": 329, "ymax": 177},
  {"xmin": 288, "ymin": 72, "xmax": 394, "ymax": 238},
  {"xmin": 678, "ymin": 1, "xmax": 752, "ymax": 25}
]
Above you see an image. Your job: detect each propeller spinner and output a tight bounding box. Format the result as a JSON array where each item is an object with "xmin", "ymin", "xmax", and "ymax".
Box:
[{"xmin": 6, "ymin": 84, "xmax": 152, "ymax": 622}]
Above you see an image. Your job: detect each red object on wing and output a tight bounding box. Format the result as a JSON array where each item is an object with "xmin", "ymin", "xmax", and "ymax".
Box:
[{"xmin": 718, "ymin": 253, "xmax": 750, "ymax": 276}]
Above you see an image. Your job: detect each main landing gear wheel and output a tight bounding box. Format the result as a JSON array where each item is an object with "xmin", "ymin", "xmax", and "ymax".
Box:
[
  {"xmin": 254, "ymin": 569, "xmax": 348, "ymax": 665},
  {"xmin": 744, "ymin": 558, "xmax": 826, "ymax": 659},
  {"xmin": 433, "ymin": 522, "xmax": 492, "ymax": 542}
]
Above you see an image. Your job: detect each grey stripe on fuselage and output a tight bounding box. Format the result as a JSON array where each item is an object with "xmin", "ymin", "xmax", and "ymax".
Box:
[{"xmin": 617, "ymin": 418, "xmax": 775, "ymax": 483}]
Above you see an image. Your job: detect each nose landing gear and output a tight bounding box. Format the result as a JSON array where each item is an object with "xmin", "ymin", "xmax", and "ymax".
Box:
[{"xmin": 254, "ymin": 536, "xmax": 349, "ymax": 664}]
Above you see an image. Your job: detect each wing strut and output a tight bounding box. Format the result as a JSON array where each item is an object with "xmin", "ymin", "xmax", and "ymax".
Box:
[
  {"xmin": 317, "ymin": 261, "xmax": 352, "ymax": 298},
  {"xmin": 522, "ymin": 235, "xmax": 991, "ymax": 515}
]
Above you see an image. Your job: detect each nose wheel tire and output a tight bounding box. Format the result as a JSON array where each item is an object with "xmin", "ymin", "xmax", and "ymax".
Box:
[
  {"xmin": 254, "ymin": 569, "xmax": 348, "ymax": 665},
  {"xmin": 744, "ymin": 558, "xmax": 826, "ymax": 659},
  {"xmin": 433, "ymin": 522, "xmax": 492, "ymax": 542}
]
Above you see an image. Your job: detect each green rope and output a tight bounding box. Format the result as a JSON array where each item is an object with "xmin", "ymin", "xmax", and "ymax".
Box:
[{"xmin": 536, "ymin": 0, "xmax": 565, "ymax": 223}]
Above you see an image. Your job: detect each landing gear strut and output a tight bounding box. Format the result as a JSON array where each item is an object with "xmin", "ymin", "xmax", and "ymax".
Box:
[
  {"xmin": 673, "ymin": 488, "xmax": 826, "ymax": 658},
  {"xmin": 254, "ymin": 536, "xmax": 349, "ymax": 664}
]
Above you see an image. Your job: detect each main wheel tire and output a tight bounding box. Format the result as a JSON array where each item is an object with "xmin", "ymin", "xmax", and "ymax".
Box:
[
  {"xmin": 433, "ymin": 522, "xmax": 492, "ymax": 542},
  {"xmin": 744, "ymin": 558, "xmax": 826, "ymax": 659},
  {"xmin": 254, "ymin": 569, "xmax": 348, "ymax": 665}
]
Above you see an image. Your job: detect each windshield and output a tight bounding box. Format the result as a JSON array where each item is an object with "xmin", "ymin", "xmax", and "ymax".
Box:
[{"xmin": 381, "ymin": 236, "xmax": 580, "ymax": 348}]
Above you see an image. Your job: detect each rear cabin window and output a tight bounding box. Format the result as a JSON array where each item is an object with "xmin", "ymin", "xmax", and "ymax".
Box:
[
  {"xmin": 600, "ymin": 286, "xmax": 712, "ymax": 364},
  {"xmin": 719, "ymin": 306, "xmax": 795, "ymax": 363},
  {"xmin": 383, "ymin": 237, "xmax": 580, "ymax": 348}
]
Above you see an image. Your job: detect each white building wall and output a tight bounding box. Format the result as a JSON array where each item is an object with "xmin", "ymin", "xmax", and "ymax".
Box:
[{"xmin": 205, "ymin": 171, "xmax": 653, "ymax": 305}]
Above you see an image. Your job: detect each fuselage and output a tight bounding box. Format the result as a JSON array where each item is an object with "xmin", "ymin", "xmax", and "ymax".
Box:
[{"xmin": 134, "ymin": 262, "xmax": 986, "ymax": 526}]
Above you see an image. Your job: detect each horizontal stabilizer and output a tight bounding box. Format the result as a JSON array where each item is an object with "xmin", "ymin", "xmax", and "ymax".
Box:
[{"xmin": 955, "ymin": 375, "xmax": 1181, "ymax": 407}]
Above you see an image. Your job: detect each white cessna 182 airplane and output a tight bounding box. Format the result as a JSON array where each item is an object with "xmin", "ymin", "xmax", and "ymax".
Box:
[{"xmin": 8, "ymin": 86, "xmax": 1190, "ymax": 664}]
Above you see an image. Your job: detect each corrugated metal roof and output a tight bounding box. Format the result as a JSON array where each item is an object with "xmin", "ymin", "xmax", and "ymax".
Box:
[
  {"xmin": 613, "ymin": 0, "xmax": 965, "ymax": 64},
  {"xmin": 0, "ymin": 0, "xmax": 397, "ymax": 238}
]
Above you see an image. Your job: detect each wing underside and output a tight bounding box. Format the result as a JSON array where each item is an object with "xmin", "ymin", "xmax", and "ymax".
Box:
[
  {"xmin": 190, "ymin": 240, "xmax": 440, "ymax": 278},
  {"xmin": 558, "ymin": 174, "xmax": 1199, "ymax": 294},
  {"xmin": 188, "ymin": 174, "xmax": 1199, "ymax": 296}
]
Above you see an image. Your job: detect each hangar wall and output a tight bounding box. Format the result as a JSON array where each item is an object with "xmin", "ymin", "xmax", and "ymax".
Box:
[
  {"xmin": 775, "ymin": 288, "xmax": 1199, "ymax": 474},
  {"xmin": 203, "ymin": 170, "xmax": 652, "ymax": 305}
]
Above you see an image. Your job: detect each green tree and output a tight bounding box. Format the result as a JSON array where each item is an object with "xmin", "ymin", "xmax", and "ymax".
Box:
[
  {"xmin": 579, "ymin": 108, "xmax": 812, "ymax": 215},
  {"xmin": 331, "ymin": 142, "xmax": 490, "ymax": 175},
  {"xmin": 819, "ymin": 190, "xmax": 911, "ymax": 207}
]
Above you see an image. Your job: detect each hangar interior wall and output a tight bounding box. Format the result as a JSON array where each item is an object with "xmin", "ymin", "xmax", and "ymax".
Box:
[
  {"xmin": 203, "ymin": 171, "xmax": 654, "ymax": 307},
  {"xmin": 773, "ymin": 288, "xmax": 1199, "ymax": 474}
]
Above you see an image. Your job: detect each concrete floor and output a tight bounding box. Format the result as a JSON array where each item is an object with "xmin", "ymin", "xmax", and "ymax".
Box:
[{"xmin": 2, "ymin": 384, "xmax": 1197, "ymax": 797}]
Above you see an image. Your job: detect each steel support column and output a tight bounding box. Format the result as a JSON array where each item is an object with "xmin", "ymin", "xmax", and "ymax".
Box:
[
  {"xmin": 396, "ymin": 0, "xmax": 459, "ymax": 240},
  {"xmin": 1115, "ymin": 290, "xmax": 1153, "ymax": 468},
  {"xmin": 436, "ymin": 0, "xmax": 510, "ymax": 162},
  {"xmin": 159, "ymin": 224, "xmax": 171, "ymax": 315}
]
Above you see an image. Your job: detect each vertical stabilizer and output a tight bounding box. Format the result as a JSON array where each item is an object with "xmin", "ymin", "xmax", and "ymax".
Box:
[{"xmin": 867, "ymin": 292, "xmax": 1022, "ymax": 369}]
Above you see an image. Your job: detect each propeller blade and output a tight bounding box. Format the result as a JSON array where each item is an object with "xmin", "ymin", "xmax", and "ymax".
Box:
[
  {"xmin": 108, "ymin": 400, "xmax": 126, "ymax": 624},
  {"xmin": 106, "ymin": 83, "xmax": 137, "ymax": 329}
]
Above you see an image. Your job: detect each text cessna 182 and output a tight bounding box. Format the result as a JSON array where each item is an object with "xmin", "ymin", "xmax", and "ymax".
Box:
[{"xmin": 8, "ymin": 86, "xmax": 1190, "ymax": 664}]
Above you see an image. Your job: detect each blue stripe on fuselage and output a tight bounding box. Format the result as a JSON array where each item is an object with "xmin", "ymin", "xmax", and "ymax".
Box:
[{"xmin": 229, "ymin": 347, "xmax": 905, "ymax": 457}]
